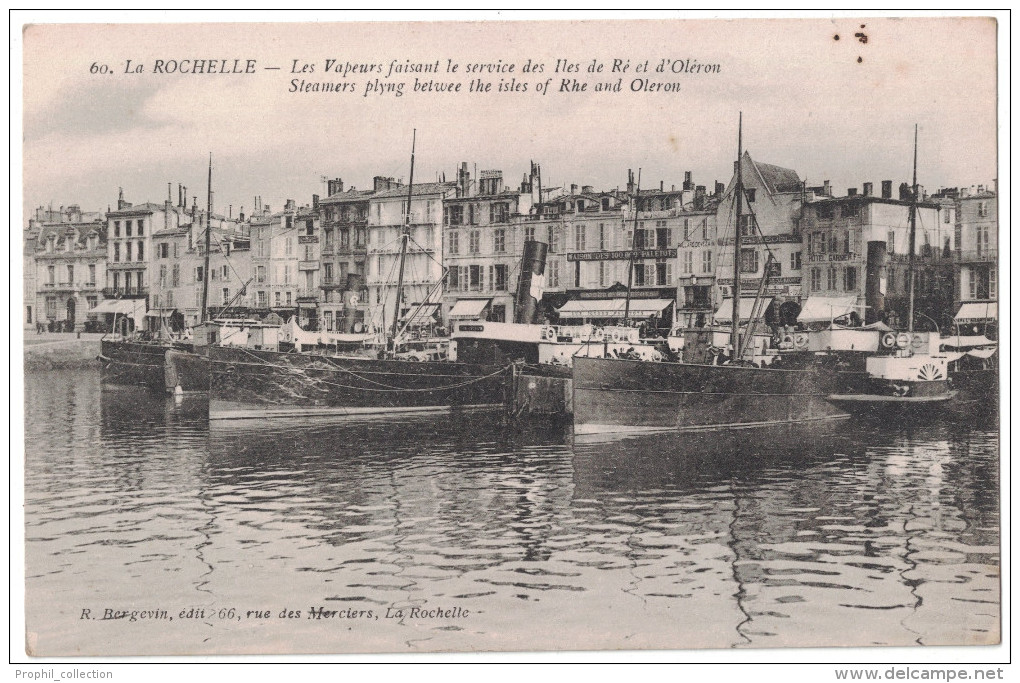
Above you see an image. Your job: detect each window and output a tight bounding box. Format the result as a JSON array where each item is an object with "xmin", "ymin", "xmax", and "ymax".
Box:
[
  {"xmin": 47, "ymin": 265, "xmax": 55, "ymax": 285},
  {"xmin": 656, "ymin": 259, "xmax": 671, "ymax": 286},
  {"xmin": 490, "ymin": 203, "xmax": 509, "ymax": 224},
  {"xmin": 257, "ymin": 265, "xmax": 266, "ymax": 283},
  {"xmin": 574, "ymin": 225, "xmax": 586, "ymax": 251},
  {"xmin": 448, "ymin": 230, "xmax": 460, "ymax": 256},
  {"xmin": 817, "ymin": 205, "xmax": 834, "ymax": 220},
  {"xmin": 67, "ymin": 265, "xmax": 74, "ymax": 284},
  {"xmin": 166, "ymin": 291, "xmax": 173, "ymax": 307},
  {"xmin": 598, "ymin": 261, "xmax": 607, "ymax": 287},
  {"xmin": 682, "ymin": 251, "xmax": 693, "ymax": 274},
  {"xmin": 573, "ymin": 261, "xmax": 581, "ymax": 288},
  {"xmin": 977, "ymin": 201, "xmax": 988, "ymax": 217},
  {"xmin": 493, "ymin": 229, "xmax": 506, "ymax": 254},
  {"xmin": 86, "ymin": 295, "xmax": 97, "ymax": 310},
  {"xmin": 469, "ymin": 230, "xmax": 481, "ymax": 254},
  {"xmin": 222, "ymin": 265, "xmax": 229, "ymax": 279},
  {"xmin": 810, "ymin": 268, "xmax": 821, "ymax": 292},
  {"xmin": 494, "ymin": 264, "xmax": 508, "ymax": 291},
  {"xmin": 448, "ymin": 266, "xmax": 459, "ymax": 290},
  {"xmin": 844, "ymin": 267, "xmax": 858, "ymax": 291},
  {"xmin": 827, "ymin": 266, "xmax": 838, "ymax": 290},
  {"xmin": 944, "ymin": 208, "xmax": 951, "ymax": 223},
  {"xmin": 125, "ymin": 220, "xmax": 132, "ymax": 237},
  {"xmin": 827, "ymin": 233, "xmax": 839, "ymax": 254},
  {"xmin": 887, "ymin": 230, "xmax": 896, "ymax": 254},
  {"xmin": 305, "ymin": 219, "xmax": 314, "ymax": 236},
  {"xmin": 275, "ymin": 291, "xmax": 281, "ymax": 307},
  {"xmin": 88, "ymin": 264, "xmax": 96, "ymax": 284},
  {"xmin": 305, "ymin": 245, "xmax": 313, "ymax": 261},
  {"xmin": 598, "ymin": 224, "xmax": 606, "ymax": 250},
  {"xmin": 323, "ymin": 311, "xmax": 333, "ymax": 331},
  {"xmin": 195, "ymin": 266, "xmax": 204, "ymax": 283},
  {"xmin": 113, "ymin": 221, "xmax": 120, "ymax": 237},
  {"xmin": 976, "ymin": 226, "xmax": 990, "ymax": 256},
  {"xmin": 547, "ymin": 226, "xmax": 559, "ymax": 253},
  {"xmin": 702, "ymin": 250, "xmax": 713, "ymax": 274},
  {"xmin": 683, "ymin": 218, "xmax": 692, "ymax": 240},
  {"xmin": 126, "ymin": 242, "xmax": 133, "ymax": 261},
  {"xmin": 46, "ymin": 297, "xmax": 57, "ymax": 319},
  {"xmin": 990, "ymin": 267, "xmax": 997, "ymax": 298},
  {"xmin": 112, "ymin": 272, "xmax": 120, "ymax": 292},
  {"xmin": 548, "ymin": 259, "xmax": 560, "ymax": 288},
  {"xmin": 158, "ymin": 243, "xmax": 168, "ymax": 258},
  {"xmin": 172, "ymin": 264, "xmax": 180, "ymax": 287},
  {"xmin": 632, "ymin": 262, "xmax": 644, "ymax": 287},
  {"xmin": 137, "ymin": 219, "xmax": 144, "ymax": 235},
  {"xmin": 285, "ymin": 238, "xmax": 293, "ymax": 256},
  {"xmin": 844, "ymin": 231, "xmax": 852, "ymax": 254},
  {"xmin": 702, "ymin": 218, "xmax": 709, "ymax": 240},
  {"xmin": 284, "ymin": 266, "xmax": 291, "ymax": 284},
  {"xmin": 739, "ymin": 248, "xmax": 759, "ymax": 274},
  {"xmin": 113, "ymin": 243, "xmax": 121, "ymax": 262},
  {"xmin": 842, "ymin": 204, "xmax": 858, "ymax": 219},
  {"xmin": 286, "ymin": 291, "xmax": 292, "ymax": 305},
  {"xmin": 257, "ymin": 291, "xmax": 267, "ymax": 307},
  {"xmin": 447, "ymin": 205, "xmax": 464, "ymax": 226},
  {"xmin": 468, "ymin": 265, "xmax": 481, "ymax": 291},
  {"xmin": 525, "ymin": 226, "xmax": 536, "ymax": 243},
  {"xmin": 657, "ymin": 225, "xmax": 670, "ymax": 248},
  {"xmin": 324, "ymin": 228, "xmax": 334, "ymax": 246},
  {"xmin": 323, "ymin": 263, "xmax": 333, "ymax": 284},
  {"xmin": 159, "ymin": 265, "xmax": 167, "ymax": 288},
  {"xmin": 790, "ymin": 251, "xmax": 802, "ymax": 270},
  {"xmin": 137, "ymin": 241, "xmax": 143, "ymax": 261},
  {"xmin": 745, "ymin": 188, "xmax": 756, "ymax": 203},
  {"xmin": 356, "ymin": 228, "xmax": 365, "ymax": 248}
]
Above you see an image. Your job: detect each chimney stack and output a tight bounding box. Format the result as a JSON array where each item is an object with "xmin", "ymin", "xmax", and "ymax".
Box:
[
  {"xmin": 881, "ymin": 180, "xmax": 892, "ymax": 199},
  {"xmin": 823, "ymin": 180, "xmax": 831, "ymax": 197},
  {"xmin": 714, "ymin": 181, "xmax": 724, "ymax": 196},
  {"xmin": 626, "ymin": 170, "xmax": 635, "ymax": 196},
  {"xmin": 312, "ymin": 194, "xmax": 319, "ymax": 210},
  {"xmin": 863, "ymin": 182, "xmax": 873, "ymax": 197},
  {"xmin": 683, "ymin": 171, "xmax": 693, "ymax": 191},
  {"xmin": 898, "ymin": 183, "xmax": 911, "ymax": 201},
  {"xmin": 694, "ymin": 185, "xmax": 706, "ymax": 211},
  {"xmin": 848, "ymin": 187, "xmax": 857, "ymax": 196},
  {"xmin": 570, "ymin": 183, "xmax": 578, "ymax": 195}
]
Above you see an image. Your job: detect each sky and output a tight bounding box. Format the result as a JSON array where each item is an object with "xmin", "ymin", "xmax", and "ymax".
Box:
[{"xmin": 19, "ymin": 13, "xmax": 1000, "ymax": 221}]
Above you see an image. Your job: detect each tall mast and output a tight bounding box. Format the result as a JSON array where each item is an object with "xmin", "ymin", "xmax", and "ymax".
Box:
[
  {"xmin": 906, "ymin": 124, "xmax": 918, "ymax": 335},
  {"xmin": 730, "ymin": 113, "xmax": 743, "ymax": 357},
  {"xmin": 200, "ymin": 153, "xmax": 212, "ymax": 323},
  {"xmin": 390, "ymin": 129, "xmax": 416, "ymax": 346},
  {"xmin": 623, "ymin": 168, "xmax": 641, "ymax": 325}
]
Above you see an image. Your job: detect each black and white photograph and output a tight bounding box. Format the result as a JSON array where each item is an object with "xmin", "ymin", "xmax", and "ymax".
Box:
[{"xmin": 13, "ymin": 11, "xmax": 1006, "ymax": 673}]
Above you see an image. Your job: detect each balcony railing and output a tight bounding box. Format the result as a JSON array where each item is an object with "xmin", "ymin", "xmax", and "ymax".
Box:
[
  {"xmin": 102, "ymin": 287, "xmax": 148, "ymax": 298},
  {"xmin": 887, "ymin": 252, "xmax": 952, "ymax": 263},
  {"xmin": 956, "ymin": 249, "xmax": 998, "ymax": 262},
  {"xmin": 298, "ymin": 260, "xmax": 320, "ymax": 270}
]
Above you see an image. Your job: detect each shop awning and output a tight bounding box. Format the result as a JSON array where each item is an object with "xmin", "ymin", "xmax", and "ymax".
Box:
[
  {"xmin": 144, "ymin": 308, "xmax": 177, "ymax": 319},
  {"xmin": 557, "ymin": 298, "xmax": 672, "ymax": 319},
  {"xmin": 399, "ymin": 303, "xmax": 441, "ymax": 324},
  {"xmin": 714, "ymin": 298, "xmax": 773, "ymax": 323},
  {"xmin": 954, "ymin": 302, "xmax": 997, "ymax": 323},
  {"xmin": 967, "ymin": 346, "xmax": 998, "ymax": 360},
  {"xmin": 448, "ymin": 298, "xmax": 491, "ymax": 319},
  {"xmin": 90, "ymin": 299, "xmax": 147, "ymax": 325},
  {"xmin": 797, "ymin": 296, "xmax": 858, "ymax": 323}
]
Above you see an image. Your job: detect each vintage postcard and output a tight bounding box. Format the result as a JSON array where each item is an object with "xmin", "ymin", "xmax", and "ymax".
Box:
[{"xmin": 17, "ymin": 14, "xmax": 1002, "ymax": 662}]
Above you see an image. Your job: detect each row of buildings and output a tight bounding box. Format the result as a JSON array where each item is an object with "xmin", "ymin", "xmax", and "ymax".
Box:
[{"xmin": 23, "ymin": 155, "xmax": 998, "ymax": 338}]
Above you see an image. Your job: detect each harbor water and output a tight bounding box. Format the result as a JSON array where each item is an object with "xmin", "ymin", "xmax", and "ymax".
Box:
[{"xmin": 24, "ymin": 369, "xmax": 999, "ymax": 655}]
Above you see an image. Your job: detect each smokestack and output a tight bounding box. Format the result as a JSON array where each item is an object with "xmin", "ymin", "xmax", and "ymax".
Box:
[
  {"xmin": 515, "ymin": 240, "xmax": 549, "ymax": 324},
  {"xmin": 715, "ymin": 181, "xmax": 724, "ymax": 196},
  {"xmin": 823, "ymin": 180, "xmax": 831, "ymax": 197},
  {"xmin": 881, "ymin": 180, "xmax": 892, "ymax": 199},
  {"xmin": 898, "ymin": 183, "xmax": 911, "ymax": 201},
  {"xmin": 863, "ymin": 182, "xmax": 873, "ymax": 197},
  {"xmin": 312, "ymin": 194, "xmax": 319, "ymax": 210},
  {"xmin": 626, "ymin": 170, "xmax": 635, "ymax": 196},
  {"xmin": 865, "ymin": 241, "xmax": 888, "ymax": 324}
]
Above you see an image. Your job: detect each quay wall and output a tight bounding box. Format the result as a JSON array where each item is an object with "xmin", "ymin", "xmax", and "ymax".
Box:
[{"xmin": 24, "ymin": 337, "xmax": 102, "ymax": 371}]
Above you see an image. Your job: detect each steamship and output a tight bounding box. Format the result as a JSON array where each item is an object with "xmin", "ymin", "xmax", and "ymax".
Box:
[{"xmin": 572, "ymin": 115, "xmax": 851, "ymax": 436}]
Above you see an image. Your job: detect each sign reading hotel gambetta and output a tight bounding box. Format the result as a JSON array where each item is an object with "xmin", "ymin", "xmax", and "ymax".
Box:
[
  {"xmin": 566, "ymin": 248, "xmax": 675, "ymax": 261},
  {"xmin": 808, "ymin": 252, "xmax": 861, "ymax": 263}
]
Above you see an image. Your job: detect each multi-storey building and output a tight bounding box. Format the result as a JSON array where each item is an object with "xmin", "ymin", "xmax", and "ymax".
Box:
[
  {"xmin": 953, "ymin": 185, "xmax": 997, "ymax": 334},
  {"xmin": 799, "ymin": 180, "xmax": 952, "ymax": 328},
  {"xmin": 31, "ymin": 206, "xmax": 106, "ymax": 331},
  {"xmin": 317, "ymin": 179, "xmax": 371, "ymax": 333},
  {"xmin": 367, "ymin": 179, "xmax": 456, "ymax": 334},
  {"xmin": 713, "ymin": 153, "xmax": 808, "ymax": 326},
  {"xmin": 104, "ymin": 190, "xmax": 184, "ymax": 315},
  {"xmin": 442, "ymin": 164, "xmax": 537, "ymax": 324}
]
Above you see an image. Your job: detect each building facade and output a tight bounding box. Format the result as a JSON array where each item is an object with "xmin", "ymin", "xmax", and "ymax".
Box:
[
  {"xmin": 954, "ymin": 186, "xmax": 997, "ymax": 334},
  {"xmin": 317, "ymin": 180, "xmax": 371, "ymax": 333},
  {"xmin": 32, "ymin": 208, "xmax": 107, "ymax": 331}
]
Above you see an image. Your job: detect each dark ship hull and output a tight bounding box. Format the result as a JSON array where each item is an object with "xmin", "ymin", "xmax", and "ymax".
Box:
[
  {"xmin": 208, "ymin": 345, "xmax": 510, "ymax": 421},
  {"xmin": 99, "ymin": 339, "xmax": 207, "ymax": 393},
  {"xmin": 572, "ymin": 356, "xmax": 849, "ymax": 436}
]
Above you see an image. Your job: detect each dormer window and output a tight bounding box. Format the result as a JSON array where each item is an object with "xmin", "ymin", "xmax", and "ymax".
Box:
[{"xmin": 46, "ymin": 236, "xmax": 55, "ymax": 252}]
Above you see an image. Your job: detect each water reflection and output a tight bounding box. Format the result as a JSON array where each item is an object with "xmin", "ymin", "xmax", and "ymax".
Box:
[{"xmin": 24, "ymin": 369, "xmax": 999, "ymax": 654}]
